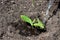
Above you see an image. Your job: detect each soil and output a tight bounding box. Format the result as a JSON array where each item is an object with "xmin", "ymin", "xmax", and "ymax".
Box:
[{"xmin": 0, "ymin": 0, "xmax": 60, "ymax": 40}]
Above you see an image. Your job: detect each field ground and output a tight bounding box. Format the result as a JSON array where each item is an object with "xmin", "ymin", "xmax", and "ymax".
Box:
[{"xmin": 0, "ymin": 0, "xmax": 60, "ymax": 40}]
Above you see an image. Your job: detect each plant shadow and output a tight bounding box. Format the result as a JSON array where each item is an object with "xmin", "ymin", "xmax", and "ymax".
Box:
[{"xmin": 10, "ymin": 19, "xmax": 47, "ymax": 37}]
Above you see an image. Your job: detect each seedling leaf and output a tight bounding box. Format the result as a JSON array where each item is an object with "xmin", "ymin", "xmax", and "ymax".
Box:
[
  {"xmin": 33, "ymin": 18, "xmax": 45, "ymax": 29},
  {"xmin": 20, "ymin": 15, "xmax": 33, "ymax": 26}
]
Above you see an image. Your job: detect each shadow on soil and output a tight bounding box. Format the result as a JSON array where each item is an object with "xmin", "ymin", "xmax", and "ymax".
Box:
[{"xmin": 10, "ymin": 19, "xmax": 47, "ymax": 36}]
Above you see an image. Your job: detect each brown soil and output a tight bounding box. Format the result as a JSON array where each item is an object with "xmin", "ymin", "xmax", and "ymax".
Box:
[{"xmin": 0, "ymin": 0, "xmax": 60, "ymax": 40}]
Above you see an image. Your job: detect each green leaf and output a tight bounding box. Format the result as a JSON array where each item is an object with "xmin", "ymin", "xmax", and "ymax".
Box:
[
  {"xmin": 33, "ymin": 18, "xmax": 45, "ymax": 29},
  {"xmin": 20, "ymin": 15, "xmax": 33, "ymax": 26}
]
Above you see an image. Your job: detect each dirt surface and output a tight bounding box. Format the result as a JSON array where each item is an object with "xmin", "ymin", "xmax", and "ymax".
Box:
[{"xmin": 0, "ymin": 0, "xmax": 60, "ymax": 40}]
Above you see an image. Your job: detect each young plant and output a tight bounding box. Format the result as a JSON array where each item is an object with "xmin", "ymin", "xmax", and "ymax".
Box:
[{"xmin": 20, "ymin": 15, "xmax": 45, "ymax": 29}]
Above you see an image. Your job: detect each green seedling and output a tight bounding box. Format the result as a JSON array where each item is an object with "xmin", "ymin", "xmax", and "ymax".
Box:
[{"xmin": 20, "ymin": 15, "xmax": 45, "ymax": 29}]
